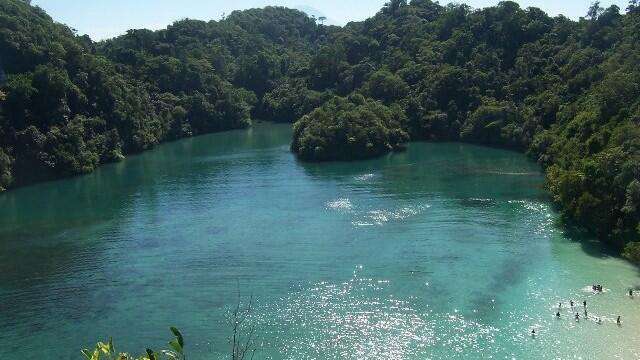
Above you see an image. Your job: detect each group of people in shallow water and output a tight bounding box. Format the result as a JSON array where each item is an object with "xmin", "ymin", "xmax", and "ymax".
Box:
[{"xmin": 531, "ymin": 286, "xmax": 635, "ymax": 337}]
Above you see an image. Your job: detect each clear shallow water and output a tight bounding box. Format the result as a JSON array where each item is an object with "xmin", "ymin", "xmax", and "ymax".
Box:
[{"xmin": 0, "ymin": 123, "xmax": 639, "ymax": 359}]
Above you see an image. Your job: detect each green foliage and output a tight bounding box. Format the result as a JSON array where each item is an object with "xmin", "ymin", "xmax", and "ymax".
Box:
[
  {"xmin": 81, "ymin": 328, "xmax": 185, "ymax": 360},
  {"xmin": 261, "ymin": 79, "xmax": 330, "ymax": 122},
  {"xmin": 291, "ymin": 94, "xmax": 408, "ymax": 161},
  {"xmin": 0, "ymin": 0, "xmax": 270, "ymax": 187},
  {"xmin": 0, "ymin": 147, "xmax": 12, "ymax": 191},
  {"xmin": 363, "ymin": 70, "xmax": 409, "ymax": 105},
  {"xmin": 623, "ymin": 241, "xmax": 640, "ymax": 264},
  {"xmin": 461, "ymin": 98, "xmax": 530, "ymax": 149}
]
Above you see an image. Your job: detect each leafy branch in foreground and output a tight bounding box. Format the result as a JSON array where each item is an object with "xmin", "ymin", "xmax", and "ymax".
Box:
[{"xmin": 81, "ymin": 328, "xmax": 185, "ymax": 360}]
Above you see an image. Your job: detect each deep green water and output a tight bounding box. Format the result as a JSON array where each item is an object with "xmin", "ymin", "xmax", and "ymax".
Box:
[{"xmin": 1, "ymin": 123, "xmax": 639, "ymax": 359}]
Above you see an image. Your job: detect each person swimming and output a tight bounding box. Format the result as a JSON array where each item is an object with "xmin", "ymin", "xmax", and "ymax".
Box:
[
  {"xmin": 558, "ymin": 302, "xmax": 562, "ymax": 309},
  {"xmin": 556, "ymin": 311, "xmax": 561, "ymax": 318},
  {"xmin": 597, "ymin": 318, "xmax": 602, "ymax": 324},
  {"xmin": 570, "ymin": 300, "xmax": 574, "ymax": 307},
  {"xmin": 630, "ymin": 289, "xmax": 634, "ymax": 297},
  {"xmin": 531, "ymin": 329, "xmax": 536, "ymax": 337},
  {"xmin": 575, "ymin": 312, "xmax": 580, "ymax": 320}
]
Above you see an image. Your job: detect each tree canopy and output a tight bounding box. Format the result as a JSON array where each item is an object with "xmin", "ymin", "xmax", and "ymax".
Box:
[{"xmin": 291, "ymin": 94, "xmax": 408, "ymax": 161}]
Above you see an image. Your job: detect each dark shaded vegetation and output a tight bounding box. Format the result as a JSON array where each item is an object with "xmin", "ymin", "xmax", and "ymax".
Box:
[
  {"xmin": 1, "ymin": 0, "xmax": 640, "ymax": 260},
  {"xmin": 292, "ymin": 94, "xmax": 408, "ymax": 161}
]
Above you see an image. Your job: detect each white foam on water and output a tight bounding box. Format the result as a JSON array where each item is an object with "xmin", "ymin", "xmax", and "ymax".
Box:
[
  {"xmin": 326, "ymin": 198, "xmax": 353, "ymax": 210},
  {"xmin": 468, "ymin": 198, "xmax": 494, "ymax": 203},
  {"xmin": 354, "ymin": 173, "xmax": 376, "ymax": 182},
  {"xmin": 352, "ymin": 204, "xmax": 431, "ymax": 227}
]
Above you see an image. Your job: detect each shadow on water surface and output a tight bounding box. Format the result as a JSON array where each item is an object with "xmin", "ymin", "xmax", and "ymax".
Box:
[
  {"xmin": 296, "ymin": 141, "xmax": 548, "ymax": 204},
  {"xmin": 561, "ymin": 226, "xmax": 619, "ymax": 259},
  {"xmin": 560, "ymin": 223, "xmax": 640, "ymax": 281}
]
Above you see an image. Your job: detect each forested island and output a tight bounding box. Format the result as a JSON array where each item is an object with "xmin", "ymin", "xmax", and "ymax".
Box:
[{"xmin": 1, "ymin": 0, "xmax": 640, "ymax": 262}]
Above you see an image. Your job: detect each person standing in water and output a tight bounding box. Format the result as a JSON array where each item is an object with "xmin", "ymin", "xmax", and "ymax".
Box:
[
  {"xmin": 630, "ymin": 289, "xmax": 634, "ymax": 297},
  {"xmin": 583, "ymin": 300, "xmax": 587, "ymax": 308},
  {"xmin": 575, "ymin": 312, "xmax": 580, "ymax": 321},
  {"xmin": 570, "ymin": 300, "xmax": 574, "ymax": 307},
  {"xmin": 617, "ymin": 316, "xmax": 621, "ymax": 325}
]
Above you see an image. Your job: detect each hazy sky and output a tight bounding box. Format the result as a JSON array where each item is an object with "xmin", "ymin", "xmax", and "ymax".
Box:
[{"xmin": 32, "ymin": 0, "xmax": 630, "ymax": 40}]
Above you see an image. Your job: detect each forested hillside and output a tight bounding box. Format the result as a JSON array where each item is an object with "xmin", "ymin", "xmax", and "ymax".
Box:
[
  {"xmin": 293, "ymin": 0, "xmax": 640, "ymax": 258},
  {"xmin": 0, "ymin": 0, "xmax": 257, "ymax": 189},
  {"xmin": 1, "ymin": 0, "xmax": 640, "ymax": 261}
]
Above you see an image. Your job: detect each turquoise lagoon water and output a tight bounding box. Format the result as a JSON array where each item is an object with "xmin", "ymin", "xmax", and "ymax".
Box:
[{"xmin": 0, "ymin": 123, "xmax": 639, "ymax": 359}]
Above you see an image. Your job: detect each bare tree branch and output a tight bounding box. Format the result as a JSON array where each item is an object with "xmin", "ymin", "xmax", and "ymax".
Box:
[{"xmin": 230, "ymin": 281, "xmax": 258, "ymax": 360}]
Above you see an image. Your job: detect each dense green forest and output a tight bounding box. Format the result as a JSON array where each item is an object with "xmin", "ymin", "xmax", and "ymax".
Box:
[
  {"xmin": 1, "ymin": 0, "xmax": 640, "ymax": 261},
  {"xmin": 292, "ymin": 94, "xmax": 409, "ymax": 160}
]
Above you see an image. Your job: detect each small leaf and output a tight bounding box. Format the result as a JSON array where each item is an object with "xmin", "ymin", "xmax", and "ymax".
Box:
[
  {"xmin": 161, "ymin": 350, "xmax": 179, "ymax": 360},
  {"xmin": 169, "ymin": 339, "xmax": 183, "ymax": 354},
  {"xmin": 146, "ymin": 348, "xmax": 156, "ymax": 360},
  {"xmin": 170, "ymin": 327, "xmax": 184, "ymax": 348},
  {"xmin": 98, "ymin": 341, "xmax": 110, "ymax": 355}
]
